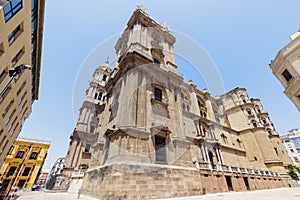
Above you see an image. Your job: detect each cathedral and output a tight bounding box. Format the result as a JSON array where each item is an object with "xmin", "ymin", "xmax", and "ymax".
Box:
[{"xmin": 61, "ymin": 6, "xmax": 296, "ymax": 199}]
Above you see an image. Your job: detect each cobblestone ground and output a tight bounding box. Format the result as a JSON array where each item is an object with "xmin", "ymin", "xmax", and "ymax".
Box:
[{"xmin": 16, "ymin": 187, "xmax": 300, "ymax": 200}]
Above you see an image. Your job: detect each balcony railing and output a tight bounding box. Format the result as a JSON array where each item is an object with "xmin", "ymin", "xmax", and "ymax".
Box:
[{"xmin": 196, "ymin": 162, "xmax": 280, "ymax": 177}]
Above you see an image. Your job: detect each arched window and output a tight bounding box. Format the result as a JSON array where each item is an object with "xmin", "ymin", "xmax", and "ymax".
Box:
[
  {"xmin": 255, "ymin": 105, "xmax": 261, "ymax": 113},
  {"xmin": 197, "ymin": 99, "xmax": 205, "ymax": 108},
  {"xmin": 252, "ymin": 120, "xmax": 257, "ymax": 128},
  {"xmin": 261, "ymin": 118, "xmax": 266, "ymax": 124},
  {"xmin": 102, "ymin": 74, "xmax": 107, "ymax": 81},
  {"xmin": 98, "ymin": 92, "xmax": 103, "ymax": 100},
  {"xmin": 240, "ymin": 95, "xmax": 246, "ymax": 103},
  {"xmin": 246, "ymin": 108, "xmax": 252, "ymax": 115},
  {"xmin": 267, "ymin": 129, "xmax": 272, "ymax": 135}
]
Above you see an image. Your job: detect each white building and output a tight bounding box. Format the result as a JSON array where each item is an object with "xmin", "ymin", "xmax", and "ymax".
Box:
[
  {"xmin": 281, "ymin": 129, "xmax": 300, "ymax": 166},
  {"xmin": 45, "ymin": 157, "xmax": 65, "ymax": 190}
]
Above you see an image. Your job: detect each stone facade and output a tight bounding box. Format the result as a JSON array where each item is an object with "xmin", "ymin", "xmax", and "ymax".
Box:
[
  {"xmin": 269, "ymin": 29, "xmax": 300, "ymax": 112},
  {"xmin": 62, "ymin": 6, "xmax": 297, "ymax": 199}
]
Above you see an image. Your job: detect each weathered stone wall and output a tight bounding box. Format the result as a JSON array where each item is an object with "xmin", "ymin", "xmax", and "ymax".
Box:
[{"xmin": 82, "ymin": 164, "xmax": 286, "ymax": 200}]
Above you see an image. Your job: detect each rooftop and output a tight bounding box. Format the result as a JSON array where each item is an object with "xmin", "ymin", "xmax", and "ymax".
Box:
[{"xmin": 17, "ymin": 137, "xmax": 51, "ymax": 145}]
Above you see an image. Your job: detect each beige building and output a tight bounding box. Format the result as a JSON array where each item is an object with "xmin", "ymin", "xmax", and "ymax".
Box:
[
  {"xmin": 270, "ymin": 29, "xmax": 300, "ymax": 111},
  {"xmin": 62, "ymin": 6, "xmax": 296, "ymax": 199},
  {"xmin": 0, "ymin": 0, "xmax": 45, "ymax": 166}
]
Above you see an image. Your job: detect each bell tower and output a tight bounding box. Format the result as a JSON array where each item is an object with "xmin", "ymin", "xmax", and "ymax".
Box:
[{"xmin": 114, "ymin": 5, "xmax": 177, "ymax": 74}]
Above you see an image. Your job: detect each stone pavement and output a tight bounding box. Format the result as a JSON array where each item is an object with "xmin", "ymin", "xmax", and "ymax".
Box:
[
  {"xmin": 158, "ymin": 187, "xmax": 300, "ymax": 200},
  {"xmin": 16, "ymin": 187, "xmax": 300, "ymax": 200},
  {"xmin": 16, "ymin": 191, "xmax": 98, "ymax": 200}
]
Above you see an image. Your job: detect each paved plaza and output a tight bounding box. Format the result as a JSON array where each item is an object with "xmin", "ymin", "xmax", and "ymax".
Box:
[
  {"xmin": 16, "ymin": 187, "xmax": 300, "ymax": 200},
  {"xmin": 16, "ymin": 191, "xmax": 97, "ymax": 200}
]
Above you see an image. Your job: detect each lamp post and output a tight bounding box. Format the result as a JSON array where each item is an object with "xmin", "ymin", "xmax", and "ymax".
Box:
[{"xmin": 0, "ymin": 63, "xmax": 32, "ymax": 98}]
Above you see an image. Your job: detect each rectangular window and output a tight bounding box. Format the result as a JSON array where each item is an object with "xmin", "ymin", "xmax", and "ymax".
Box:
[
  {"xmin": 0, "ymin": 42, "xmax": 4, "ymax": 56},
  {"xmin": 0, "ymin": 86, "xmax": 11, "ymax": 104},
  {"xmin": 20, "ymin": 107, "xmax": 27, "ymax": 119},
  {"xmin": 154, "ymin": 87, "xmax": 162, "ymax": 102},
  {"xmin": 2, "ymin": 100, "xmax": 14, "ymax": 118},
  {"xmin": 11, "ymin": 47, "xmax": 25, "ymax": 67},
  {"xmin": 8, "ymin": 124, "xmax": 12, "ymax": 132},
  {"xmin": 17, "ymin": 81, "xmax": 26, "ymax": 96},
  {"xmin": 7, "ymin": 166, "xmax": 17, "ymax": 176},
  {"xmin": 11, "ymin": 122, "xmax": 19, "ymax": 137},
  {"xmin": 29, "ymin": 152, "xmax": 38, "ymax": 160},
  {"xmin": 3, "ymin": 140, "xmax": 9, "ymax": 151},
  {"xmin": 0, "ymin": 68, "xmax": 8, "ymax": 85},
  {"xmin": 6, "ymin": 109, "xmax": 16, "ymax": 126},
  {"xmin": 17, "ymin": 179, "xmax": 26, "ymax": 188},
  {"xmin": 3, "ymin": 0, "xmax": 23, "ymax": 22},
  {"xmin": 2, "ymin": 179, "xmax": 11, "ymax": 190},
  {"xmin": 84, "ymin": 144, "xmax": 91, "ymax": 153},
  {"xmin": 282, "ymin": 69, "xmax": 293, "ymax": 82},
  {"xmin": 90, "ymin": 126, "xmax": 95, "ymax": 133},
  {"xmin": 8, "ymin": 146, "xmax": 14, "ymax": 155},
  {"xmin": 18, "ymin": 92, "xmax": 27, "ymax": 105},
  {"xmin": 0, "ymin": 136, "xmax": 7, "ymax": 149},
  {"xmin": 15, "ymin": 150, "xmax": 25, "ymax": 158},
  {"xmin": 8, "ymin": 23, "xmax": 22, "ymax": 46},
  {"xmin": 22, "ymin": 167, "xmax": 31, "ymax": 176}
]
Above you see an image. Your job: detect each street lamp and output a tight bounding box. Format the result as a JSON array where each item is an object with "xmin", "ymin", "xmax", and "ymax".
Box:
[{"xmin": 0, "ymin": 63, "xmax": 32, "ymax": 98}]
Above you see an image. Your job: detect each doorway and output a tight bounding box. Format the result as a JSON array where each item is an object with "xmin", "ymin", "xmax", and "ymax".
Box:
[
  {"xmin": 225, "ymin": 176, "xmax": 233, "ymax": 191},
  {"xmin": 243, "ymin": 177, "xmax": 250, "ymax": 190},
  {"xmin": 155, "ymin": 135, "xmax": 167, "ymax": 163},
  {"xmin": 208, "ymin": 151, "xmax": 214, "ymax": 169}
]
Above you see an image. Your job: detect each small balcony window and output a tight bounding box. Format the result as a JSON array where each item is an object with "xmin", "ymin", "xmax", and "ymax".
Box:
[
  {"xmin": 154, "ymin": 87, "xmax": 162, "ymax": 102},
  {"xmin": 29, "ymin": 152, "xmax": 38, "ymax": 160},
  {"xmin": 282, "ymin": 69, "xmax": 293, "ymax": 82},
  {"xmin": 15, "ymin": 150, "xmax": 25, "ymax": 158}
]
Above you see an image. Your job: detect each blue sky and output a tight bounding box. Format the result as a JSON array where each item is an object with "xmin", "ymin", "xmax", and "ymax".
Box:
[{"xmin": 20, "ymin": 0, "xmax": 300, "ymax": 168}]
